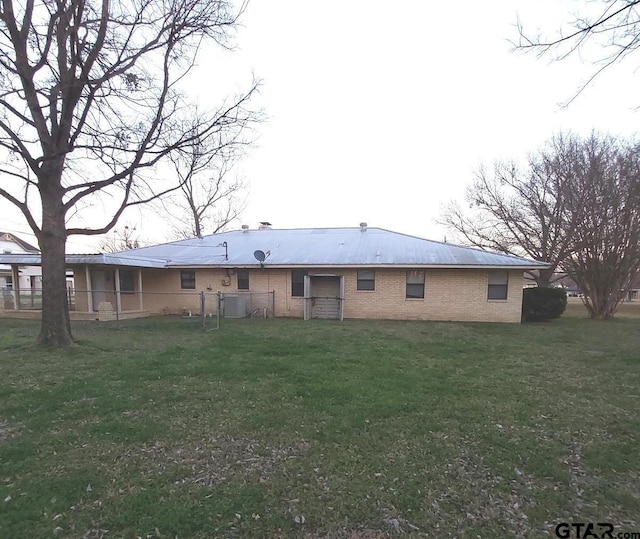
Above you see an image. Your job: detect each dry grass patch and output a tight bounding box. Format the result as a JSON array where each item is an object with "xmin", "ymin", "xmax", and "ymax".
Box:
[
  {"xmin": 0, "ymin": 420, "xmax": 23, "ymax": 442},
  {"xmin": 130, "ymin": 436, "xmax": 311, "ymax": 488}
]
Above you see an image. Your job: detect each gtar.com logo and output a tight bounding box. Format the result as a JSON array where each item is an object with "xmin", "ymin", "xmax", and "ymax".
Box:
[{"xmin": 555, "ymin": 522, "xmax": 640, "ymax": 539}]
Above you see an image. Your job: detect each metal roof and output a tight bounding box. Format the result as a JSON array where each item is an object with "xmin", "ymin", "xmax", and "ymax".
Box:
[
  {"xmin": 0, "ymin": 227, "xmax": 549, "ymax": 269},
  {"xmin": 0, "ymin": 253, "xmax": 166, "ymax": 268}
]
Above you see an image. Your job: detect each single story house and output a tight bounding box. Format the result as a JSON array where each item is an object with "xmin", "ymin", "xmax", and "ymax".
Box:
[
  {"xmin": 0, "ymin": 224, "xmax": 548, "ymax": 323},
  {"xmin": 0, "ymin": 232, "xmax": 42, "ymax": 291}
]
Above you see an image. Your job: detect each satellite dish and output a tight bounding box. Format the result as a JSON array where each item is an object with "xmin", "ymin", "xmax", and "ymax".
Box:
[{"xmin": 254, "ymin": 250, "xmax": 266, "ymax": 262}]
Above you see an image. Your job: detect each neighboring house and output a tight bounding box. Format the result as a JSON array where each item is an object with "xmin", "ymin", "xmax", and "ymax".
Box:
[
  {"xmin": 550, "ymin": 273, "xmax": 639, "ymax": 301},
  {"xmin": 0, "ymin": 224, "xmax": 548, "ymax": 323},
  {"xmin": 551, "ymin": 274, "xmax": 581, "ymax": 297},
  {"xmin": 628, "ymin": 275, "xmax": 640, "ymax": 301},
  {"xmin": 0, "ymin": 232, "xmax": 42, "ymax": 292}
]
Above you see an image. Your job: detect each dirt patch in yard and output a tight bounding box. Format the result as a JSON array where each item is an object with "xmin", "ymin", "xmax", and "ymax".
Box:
[
  {"xmin": 115, "ymin": 436, "xmax": 311, "ymax": 487},
  {"xmin": 0, "ymin": 420, "xmax": 23, "ymax": 442}
]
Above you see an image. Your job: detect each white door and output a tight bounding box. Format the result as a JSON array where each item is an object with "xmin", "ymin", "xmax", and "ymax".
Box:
[{"xmin": 90, "ymin": 270, "xmax": 107, "ymax": 311}]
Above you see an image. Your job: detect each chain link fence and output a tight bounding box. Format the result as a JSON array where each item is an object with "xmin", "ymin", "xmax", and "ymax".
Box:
[{"xmin": 0, "ymin": 288, "xmax": 275, "ymax": 325}]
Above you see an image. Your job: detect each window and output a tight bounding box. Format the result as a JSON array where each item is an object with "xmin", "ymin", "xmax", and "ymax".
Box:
[
  {"xmin": 5, "ymin": 275, "xmax": 12, "ymax": 290},
  {"xmin": 237, "ymin": 269, "xmax": 249, "ymax": 290},
  {"xmin": 180, "ymin": 270, "xmax": 196, "ymax": 290},
  {"xmin": 488, "ymin": 271, "xmax": 509, "ymax": 300},
  {"xmin": 291, "ymin": 270, "xmax": 307, "ymax": 297},
  {"xmin": 119, "ymin": 270, "xmax": 135, "ymax": 293},
  {"xmin": 406, "ymin": 270, "xmax": 425, "ymax": 299},
  {"xmin": 357, "ymin": 270, "xmax": 375, "ymax": 291}
]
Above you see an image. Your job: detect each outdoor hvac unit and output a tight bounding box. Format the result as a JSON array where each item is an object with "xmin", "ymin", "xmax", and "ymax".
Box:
[{"xmin": 223, "ymin": 294, "xmax": 247, "ymax": 318}]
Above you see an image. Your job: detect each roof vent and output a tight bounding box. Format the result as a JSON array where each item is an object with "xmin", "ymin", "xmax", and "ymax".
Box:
[
  {"xmin": 241, "ymin": 225, "xmax": 249, "ymax": 233},
  {"xmin": 259, "ymin": 221, "xmax": 272, "ymax": 230},
  {"xmin": 360, "ymin": 222, "xmax": 367, "ymax": 232}
]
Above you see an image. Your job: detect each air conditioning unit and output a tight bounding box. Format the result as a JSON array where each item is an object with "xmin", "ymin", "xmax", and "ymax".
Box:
[
  {"xmin": 223, "ymin": 295, "xmax": 247, "ymax": 318},
  {"xmin": 221, "ymin": 277, "xmax": 231, "ymax": 286}
]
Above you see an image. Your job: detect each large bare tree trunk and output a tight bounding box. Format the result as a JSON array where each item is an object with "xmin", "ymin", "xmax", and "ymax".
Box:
[
  {"xmin": 532, "ymin": 267, "xmax": 556, "ymax": 287},
  {"xmin": 0, "ymin": 0, "xmax": 258, "ymax": 347},
  {"xmin": 36, "ymin": 181, "xmax": 74, "ymax": 347}
]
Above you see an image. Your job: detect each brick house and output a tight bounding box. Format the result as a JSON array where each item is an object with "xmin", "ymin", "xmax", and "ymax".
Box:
[{"xmin": 0, "ymin": 225, "xmax": 548, "ymax": 323}]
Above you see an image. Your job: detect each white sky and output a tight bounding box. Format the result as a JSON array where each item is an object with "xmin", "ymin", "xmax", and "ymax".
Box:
[{"xmin": 1, "ymin": 0, "xmax": 638, "ymax": 253}]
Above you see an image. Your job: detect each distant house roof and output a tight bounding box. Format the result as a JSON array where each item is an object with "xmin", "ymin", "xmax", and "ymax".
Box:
[
  {"xmin": 0, "ymin": 227, "xmax": 550, "ymax": 270},
  {"xmin": 0, "ymin": 232, "xmax": 39, "ymax": 253}
]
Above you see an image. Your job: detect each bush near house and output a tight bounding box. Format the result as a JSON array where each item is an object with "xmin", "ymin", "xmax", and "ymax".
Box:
[{"xmin": 522, "ymin": 286, "xmax": 568, "ymax": 322}]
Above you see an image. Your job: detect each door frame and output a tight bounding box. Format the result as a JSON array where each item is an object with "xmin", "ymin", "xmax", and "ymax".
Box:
[{"xmin": 303, "ymin": 274, "xmax": 344, "ymax": 321}]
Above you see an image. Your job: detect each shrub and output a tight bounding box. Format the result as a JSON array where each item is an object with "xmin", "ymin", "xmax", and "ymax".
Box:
[{"xmin": 522, "ymin": 287, "xmax": 567, "ymax": 322}]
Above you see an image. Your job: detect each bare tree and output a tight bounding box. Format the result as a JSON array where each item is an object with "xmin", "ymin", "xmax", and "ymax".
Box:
[
  {"xmin": 0, "ymin": 0, "xmax": 258, "ymax": 346},
  {"xmin": 563, "ymin": 135, "xmax": 640, "ymax": 319},
  {"xmin": 98, "ymin": 225, "xmax": 141, "ymax": 253},
  {"xmin": 162, "ymin": 123, "xmax": 248, "ymax": 239},
  {"xmin": 440, "ymin": 134, "xmax": 583, "ymax": 287},
  {"xmin": 442, "ymin": 132, "xmax": 640, "ymax": 318},
  {"xmin": 516, "ymin": 1, "xmax": 640, "ymax": 102}
]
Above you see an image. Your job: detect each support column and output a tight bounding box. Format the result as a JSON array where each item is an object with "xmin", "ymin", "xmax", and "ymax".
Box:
[
  {"xmin": 138, "ymin": 269, "xmax": 143, "ymax": 311},
  {"xmin": 114, "ymin": 268, "xmax": 122, "ymax": 314},
  {"xmin": 85, "ymin": 266, "xmax": 93, "ymax": 312},
  {"xmin": 11, "ymin": 264, "xmax": 20, "ymax": 310}
]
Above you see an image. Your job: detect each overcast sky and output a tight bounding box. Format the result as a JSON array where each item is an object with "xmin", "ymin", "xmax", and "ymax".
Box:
[{"xmin": 1, "ymin": 0, "xmax": 639, "ymax": 253}]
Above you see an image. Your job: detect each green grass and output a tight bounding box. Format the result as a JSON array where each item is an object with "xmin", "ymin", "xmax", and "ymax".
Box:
[
  {"xmin": 565, "ymin": 297, "xmax": 640, "ymax": 318},
  {"xmin": 0, "ymin": 315, "xmax": 639, "ymax": 538}
]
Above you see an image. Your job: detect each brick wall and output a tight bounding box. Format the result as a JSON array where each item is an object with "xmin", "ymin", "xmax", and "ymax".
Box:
[
  {"xmin": 71, "ymin": 265, "xmax": 524, "ymax": 322},
  {"xmin": 222, "ymin": 267, "xmax": 523, "ymax": 323},
  {"xmin": 341, "ymin": 268, "xmax": 523, "ymax": 323}
]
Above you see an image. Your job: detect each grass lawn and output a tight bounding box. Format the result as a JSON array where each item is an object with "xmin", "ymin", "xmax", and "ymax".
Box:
[
  {"xmin": 565, "ymin": 298, "xmax": 640, "ymax": 319},
  {"xmin": 0, "ymin": 314, "xmax": 639, "ymax": 538}
]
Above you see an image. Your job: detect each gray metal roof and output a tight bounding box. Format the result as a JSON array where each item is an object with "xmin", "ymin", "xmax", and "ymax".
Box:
[
  {"xmin": 0, "ymin": 253, "xmax": 166, "ymax": 268},
  {"xmin": 0, "ymin": 228, "xmax": 549, "ymax": 269}
]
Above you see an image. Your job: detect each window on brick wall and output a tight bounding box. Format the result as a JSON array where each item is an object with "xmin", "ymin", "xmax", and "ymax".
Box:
[
  {"xmin": 357, "ymin": 270, "xmax": 375, "ymax": 291},
  {"xmin": 237, "ymin": 269, "xmax": 250, "ymax": 290},
  {"xmin": 487, "ymin": 271, "xmax": 508, "ymax": 300},
  {"xmin": 180, "ymin": 270, "xmax": 196, "ymax": 290},
  {"xmin": 291, "ymin": 270, "xmax": 307, "ymax": 297},
  {"xmin": 119, "ymin": 270, "xmax": 135, "ymax": 294},
  {"xmin": 406, "ymin": 270, "xmax": 425, "ymax": 299}
]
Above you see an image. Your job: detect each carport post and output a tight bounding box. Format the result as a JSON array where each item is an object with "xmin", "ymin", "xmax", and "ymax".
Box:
[
  {"xmin": 114, "ymin": 268, "xmax": 122, "ymax": 314},
  {"xmin": 85, "ymin": 266, "xmax": 93, "ymax": 312},
  {"xmin": 11, "ymin": 264, "xmax": 19, "ymax": 310},
  {"xmin": 137, "ymin": 269, "xmax": 143, "ymax": 310}
]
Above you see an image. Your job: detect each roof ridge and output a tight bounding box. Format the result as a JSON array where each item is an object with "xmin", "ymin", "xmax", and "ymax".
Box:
[{"xmin": 0, "ymin": 231, "xmax": 39, "ymax": 252}]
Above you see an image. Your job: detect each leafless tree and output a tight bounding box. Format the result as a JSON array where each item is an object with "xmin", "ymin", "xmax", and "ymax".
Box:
[
  {"xmin": 440, "ymin": 135, "xmax": 583, "ymax": 287},
  {"xmin": 98, "ymin": 225, "xmax": 141, "ymax": 253},
  {"xmin": 516, "ymin": 1, "xmax": 640, "ymax": 102},
  {"xmin": 442, "ymin": 132, "xmax": 640, "ymax": 318},
  {"xmin": 0, "ymin": 0, "xmax": 259, "ymax": 346},
  {"xmin": 563, "ymin": 135, "xmax": 640, "ymax": 319},
  {"xmin": 161, "ymin": 121, "xmax": 248, "ymax": 239}
]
